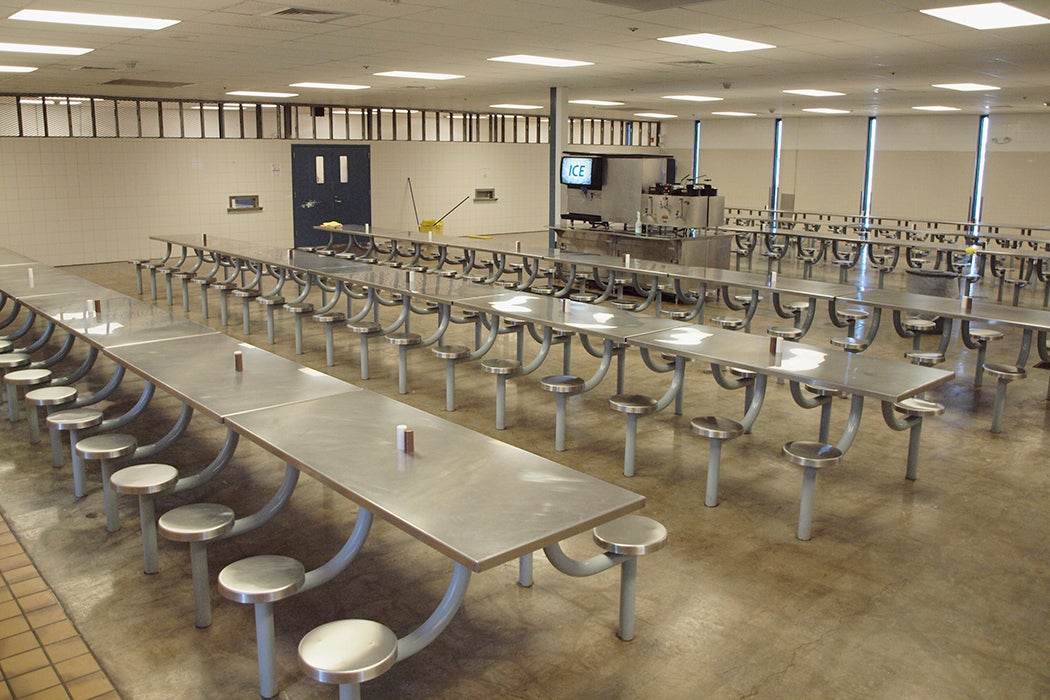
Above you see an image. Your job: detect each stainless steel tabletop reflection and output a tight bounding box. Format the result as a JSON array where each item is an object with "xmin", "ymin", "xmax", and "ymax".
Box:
[
  {"xmin": 630, "ymin": 324, "xmax": 954, "ymax": 401},
  {"xmin": 225, "ymin": 391, "xmax": 644, "ymax": 572},
  {"xmin": 462, "ymin": 291, "xmax": 688, "ymax": 341},
  {"xmin": 841, "ymin": 288, "xmax": 1050, "ymax": 331},
  {"xmin": 105, "ymin": 334, "xmax": 356, "ymax": 421}
]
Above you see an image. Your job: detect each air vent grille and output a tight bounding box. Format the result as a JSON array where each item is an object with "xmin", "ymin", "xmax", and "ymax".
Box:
[{"xmin": 264, "ymin": 7, "xmax": 350, "ymax": 23}]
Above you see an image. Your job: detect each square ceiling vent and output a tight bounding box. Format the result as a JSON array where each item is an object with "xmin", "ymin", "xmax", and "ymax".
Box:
[{"xmin": 263, "ymin": 7, "xmax": 351, "ymax": 23}]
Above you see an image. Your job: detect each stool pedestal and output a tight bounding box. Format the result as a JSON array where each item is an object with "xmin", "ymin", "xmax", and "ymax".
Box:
[
  {"xmin": 592, "ymin": 515, "xmax": 668, "ymax": 641},
  {"xmin": 110, "ymin": 464, "xmax": 179, "ymax": 574},
  {"xmin": 782, "ymin": 441, "xmax": 842, "ymax": 541},
  {"xmin": 75, "ymin": 433, "xmax": 138, "ymax": 532},
  {"xmin": 159, "ymin": 503, "xmax": 236, "ymax": 628}
]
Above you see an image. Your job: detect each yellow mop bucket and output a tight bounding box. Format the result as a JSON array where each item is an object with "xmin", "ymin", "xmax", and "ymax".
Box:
[{"xmin": 418, "ymin": 219, "xmax": 444, "ymax": 235}]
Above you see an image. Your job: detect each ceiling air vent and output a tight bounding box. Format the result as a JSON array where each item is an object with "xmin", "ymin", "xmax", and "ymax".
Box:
[
  {"xmin": 104, "ymin": 79, "xmax": 196, "ymax": 89},
  {"xmin": 263, "ymin": 7, "xmax": 350, "ymax": 23},
  {"xmin": 589, "ymin": 0, "xmax": 717, "ymax": 9}
]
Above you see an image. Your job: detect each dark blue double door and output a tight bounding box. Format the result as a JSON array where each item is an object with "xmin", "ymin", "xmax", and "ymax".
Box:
[{"xmin": 291, "ymin": 144, "xmax": 371, "ymax": 248}]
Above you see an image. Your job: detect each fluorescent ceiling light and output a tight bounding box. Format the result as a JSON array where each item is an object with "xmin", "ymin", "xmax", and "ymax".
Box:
[
  {"xmin": 933, "ymin": 82, "xmax": 1000, "ymax": 91},
  {"xmin": 569, "ymin": 99, "xmax": 625, "ymax": 106},
  {"xmin": 658, "ymin": 33, "xmax": 775, "ymax": 52},
  {"xmin": 663, "ymin": 94, "xmax": 723, "ymax": 102},
  {"xmin": 490, "ymin": 103, "xmax": 543, "ymax": 109},
  {"xmin": 712, "ymin": 111, "xmax": 757, "ymax": 116},
  {"xmin": 290, "ymin": 82, "xmax": 369, "ymax": 90},
  {"xmin": 783, "ymin": 89, "xmax": 845, "ymax": 97},
  {"xmin": 0, "ymin": 42, "xmax": 92, "ymax": 56},
  {"xmin": 9, "ymin": 9, "xmax": 179, "ymax": 30},
  {"xmin": 226, "ymin": 91, "xmax": 298, "ymax": 98},
  {"xmin": 913, "ymin": 105, "xmax": 961, "ymax": 111},
  {"xmin": 803, "ymin": 108, "xmax": 851, "ymax": 114},
  {"xmin": 489, "ymin": 54, "xmax": 592, "ymax": 68},
  {"xmin": 635, "ymin": 112, "xmax": 677, "ymax": 118},
  {"xmin": 0, "ymin": 65, "xmax": 36, "ymax": 73},
  {"xmin": 920, "ymin": 2, "xmax": 1049, "ymax": 29},
  {"xmin": 193, "ymin": 103, "xmax": 277, "ymax": 111},
  {"xmin": 374, "ymin": 70, "xmax": 463, "ymax": 80}
]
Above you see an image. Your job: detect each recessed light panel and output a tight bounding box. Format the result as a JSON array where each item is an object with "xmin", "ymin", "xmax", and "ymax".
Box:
[
  {"xmin": 712, "ymin": 111, "xmax": 757, "ymax": 116},
  {"xmin": 490, "ymin": 103, "xmax": 543, "ymax": 109},
  {"xmin": 658, "ymin": 33, "xmax": 775, "ymax": 52},
  {"xmin": 226, "ymin": 91, "xmax": 298, "ymax": 98},
  {"xmin": 0, "ymin": 42, "xmax": 92, "ymax": 56},
  {"xmin": 569, "ymin": 99, "xmax": 625, "ymax": 106},
  {"xmin": 374, "ymin": 71, "xmax": 464, "ymax": 80},
  {"xmin": 488, "ymin": 55, "xmax": 592, "ymax": 68},
  {"xmin": 9, "ymin": 9, "xmax": 179, "ymax": 30},
  {"xmin": 933, "ymin": 82, "xmax": 1000, "ymax": 91},
  {"xmin": 783, "ymin": 89, "xmax": 845, "ymax": 97},
  {"xmin": 913, "ymin": 105, "xmax": 962, "ymax": 111},
  {"xmin": 921, "ymin": 2, "xmax": 1050, "ymax": 29},
  {"xmin": 803, "ymin": 108, "xmax": 851, "ymax": 114},
  {"xmin": 290, "ymin": 82, "xmax": 370, "ymax": 90},
  {"xmin": 663, "ymin": 95, "xmax": 723, "ymax": 102},
  {"xmin": 635, "ymin": 112, "xmax": 677, "ymax": 118},
  {"xmin": 0, "ymin": 65, "xmax": 36, "ymax": 73}
]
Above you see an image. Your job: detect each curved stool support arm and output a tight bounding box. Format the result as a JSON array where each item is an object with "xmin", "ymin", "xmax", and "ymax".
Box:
[
  {"xmin": 4, "ymin": 308, "xmax": 37, "ymax": 342},
  {"xmin": 98, "ymin": 380, "xmax": 155, "ymax": 432},
  {"xmin": 53, "ymin": 345, "xmax": 99, "ymax": 385},
  {"xmin": 881, "ymin": 400, "xmax": 918, "ymax": 432},
  {"xmin": 639, "ymin": 348, "xmax": 673, "ymax": 373},
  {"xmin": 131, "ymin": 403, "xmax": 194, "ymax": 461},
  {"xmin": 581, "ymin": 340, "xmax": 614, "ymax": 392},
  {"xmin": 543, "ymin": 542, "xmax": 622, "ymax": 577},
  {"xmin": 740, "ymin": 374, "xmax": 768, "ymax": 433},
  {"xmin": 73, "ymin": 364, "xmax": 125, "ymax": 408},
  {"xmin": 31, "ymin": 330, "xmax": 75, "ymax": 369},
  {"xmin": 395, "ymin": 563, "xmax": 472, "ymax": 663},
  {"xmin": 226, "ymin": 464, "xmax": 301, "ymax": 538},
  {"xmin": 419, "ymin": 305, "xmax": 452, "ymax": 346},
  {"xmin": 579, "ymin": 334, "xmax": 604, "ymax": 358},
  {"xmin": 834, "ymin": 394, "xmax": 865, "ymax": 455},
  {"xmin": 345, "ymin": 289, "xmax": 377, "ymax": 324},
  {"xmin": 653, "ymin": 358, "xmax": 686, "ymax": 412},
  {"xmin": 0, "ymin": 299, "xmax": 22, "ymax": 330},
  {"xmin": 313, "ymin": 281, "xmax": 343, "ymax": 314},
  {"xmin": 709, "ymin": 364, "xmax": 748, "ymax": 391},
  {"xmin": 629, "ymin": 277, "xmax": 661, "ymax": 313},
  {"xmin": 174, "ymin": 428, "xmax": 240, "ymax": 493},
  {"xmin": 301, "ymin": 508, "xmax": 375, "ymax": 592},
  {"xmin": 465, "ymin": 313, "xmax": 501, "ymax": 361},
  {"xmin": 520, "ymin": 326, "xmax": 554, "ymax": 376},
  {"xmin": 15, "ymin": 316, "xmax": 51, "ymax": 352}
]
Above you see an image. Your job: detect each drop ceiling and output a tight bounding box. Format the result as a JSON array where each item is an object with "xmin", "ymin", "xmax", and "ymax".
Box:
[{"xmin": 0, "ymin": 0, "xmax": 1048, "ymax": 119}]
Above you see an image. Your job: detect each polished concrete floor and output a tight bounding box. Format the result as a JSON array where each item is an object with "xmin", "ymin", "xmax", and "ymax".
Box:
[{"xmin": 0, "ymin": 241, "xmax": 1047, "ymax": 699}]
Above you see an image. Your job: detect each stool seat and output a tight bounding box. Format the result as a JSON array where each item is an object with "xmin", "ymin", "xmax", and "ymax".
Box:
[
  {"xmin": 256, "ymin": 295, "xmax": 285, "ymax": 306},
  {"xmin": 158, "ymin": 503, "xmax": 235, "ymax": 542},
  {"xmin": 733, "ymin": 293, "xmax": 764, "ymax": 304},
  {"xmin": 729, "ymin": 367, "xmax": 756, "ymax": 380},
  {"xmin": 830, "ymin": 337, "xmax": 869, "ymax": 352},
  {"xmin": 432, "ymin": 344, "xmax": 470, "ymax": 360},
  {"xmin": 347, "ymin": 320, "xmax": 383, "ymax": 335},
  {"xmin": 47, "ymin": 408, "xmax": 103, "ymax": 431},
  {"xmin": 782, "ymin": 440, "xmax": 842, "ymax": 469},
  {"xmin": 191, "ymin": 277, "xmax": 213, "ymax": 287},
  {"xmin": 905, "ymin": 351, "xmax": 945, "ymax": 366},
  {"xmin": 609, "ymin": 394, "xmax": 657, "ymax": 415},
  {"xmin": 286, "ymin": 302, "xmax": 315, "ymax": 314},
  {"xmin": 593, "ymin": 515, "xmax": 668, "ymax": 556},
  {"xmin": 218, "ymin": 555, "xmax": 306, "ymax": 604},
  {"xmin": 75, "ymin": 433, "xmax": 137, "ymax": 460},
  {"xmin": 210, "ymin": 281, "xmax": 237, "ymax": 291},
  {"xmin": 983, "ymin": 363, "xmax": 1025, "ymax": 380},
  {"xmin": 541, "ymin": 374, "xmax": 585, "ymax": 394},
  {"xmin": 836, "ymin": 308, "xmax": 869, "ymax": 321},
  {"xmin": 0, "ymin": 339, "xmax": 12, "ymax": 353},
  {"xmin": 662, "ymin": 309, "xmax": 692, "ymax": 320},
  {"xmin": 531, "ymin": 286, "xmax": 555, "ymax": 295},
  {"xmin": 386, "ymin": 332, "xmax": 421, "ymax": 346},
  {"xmin": 172, "ymin": 270, "xmax": 194, "ymax": 280},
  {"xmin": 569, "ymin": 293, "xmax": 596, "ymax": 303},
  {"xmin": 783, "ymin": 301, "xmax": 810, "ymax": 312},
  {"xmin": 804, "ymin": 384, "xmax": 841, "ymax": 398},
  {"xmin": 903, "ymin": 318, "xmax": 937, "ymax": 332},
  {"xmin": 0, "ymin": 353, "xmax": 30, "ymax": 369},
  {"xmin": 894, "ymin": 397, "xmax": 945, "ymax": 418},
  {"xmin": 482, "ymin": 359, "xmax": 521, "ymax": 375},
  {"xmin": 711, "ymin": 316, "xmax": 745, "ymax": 330},
  {"xmin": 767, "ymin": 325, "xmax": 803, "ymax": 340},
  {"xmin": 968, "ymin": 328, "xmax": 1004, "ymax": 342},
  {"xmin": 611, "ymin": 300, "xmax": 638, "ymax": 311},
  {"xmin": 111, "ymin": 463, "xmax": 179, "ymax": 496},
  {"xmin": 313, "ymin": 311, "xmax": 346, "ymax": 323},
  {"xmin": 299, "ymin": 619, "xmax": 399, "ymax": 686},
  {"xmin": 25, "ymin": 386, "xmax": 76, "ymax": 406},
  {"xmin": 690, "ymin": 415, "xmax": 744, "ymax": 440},
  {"xmin": 5, "ymin": 368, "xmax": 51, "ymax": 386},
  {"xmin": 435, "ymin": 269, "xmax": 458, "ymax": 278}
]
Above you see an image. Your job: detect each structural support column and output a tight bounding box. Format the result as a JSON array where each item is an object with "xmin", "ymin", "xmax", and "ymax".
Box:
[{"xmin": 548, "ymin": 86, "xmax": 568, "ymax": 248}]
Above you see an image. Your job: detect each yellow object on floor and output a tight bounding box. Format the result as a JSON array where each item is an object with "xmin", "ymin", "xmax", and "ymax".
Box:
[{"xmin": 466, "ymin": 235, "xmax": 492, "ymax": 240}]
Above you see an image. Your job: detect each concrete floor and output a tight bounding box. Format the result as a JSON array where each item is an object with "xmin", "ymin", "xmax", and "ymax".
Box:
[{"xmin": 0, "ymin": 242, "xmax": 1047, "ymax": 699}]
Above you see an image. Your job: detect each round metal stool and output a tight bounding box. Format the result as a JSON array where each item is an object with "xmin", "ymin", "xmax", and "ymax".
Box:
[
  {"xmin": 48, "ymin": 409, "xmax": 103, "ymax": 495},
  {"xmin": 159, "ymin": 503, "xmax": 236, "ymax": 628},
  {"xmin": 76, "ymin": 433, "xmax": 138, "ymax": 532},
  {"xmin": 782, "ymin": 440, "xmax": 842, "ymax": 541},
  {"xmin": 592, "ymin": 515, "xmax": 668, "ymax": 641},
  {"xmin": 110, "ymin": 463, "xmax": 179, "ymax": 574},
  {"xmin": 299, "ymin": 619, "xmax": 398, "ymax": 700}
]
